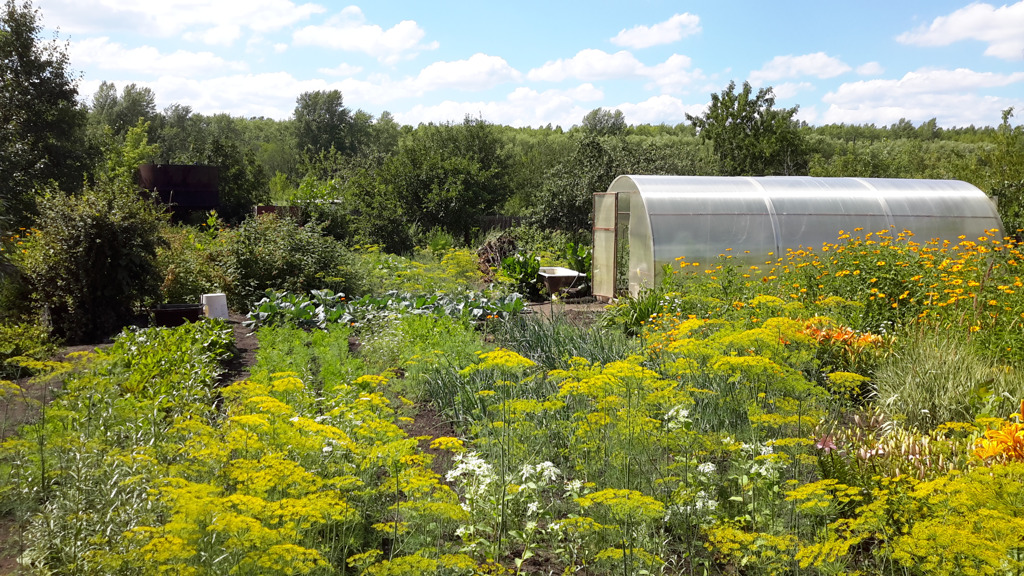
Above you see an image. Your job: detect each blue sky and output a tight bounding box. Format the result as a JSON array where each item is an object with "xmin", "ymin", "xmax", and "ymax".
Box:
[{"xmin": 37, "ymin": 0, "xmax": 1024, "ymax": 128}]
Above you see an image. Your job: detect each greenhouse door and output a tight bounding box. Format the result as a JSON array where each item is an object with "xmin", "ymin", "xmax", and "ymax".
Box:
[{"xmin": 592, "ymin": 192, "xmax": 617, "ymax": 301}]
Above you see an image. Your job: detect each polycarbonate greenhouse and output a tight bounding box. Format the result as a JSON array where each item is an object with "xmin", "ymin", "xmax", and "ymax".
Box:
[{"xmin": 592, "ymin": 176, "xmax": 1004, "ymax": 300}]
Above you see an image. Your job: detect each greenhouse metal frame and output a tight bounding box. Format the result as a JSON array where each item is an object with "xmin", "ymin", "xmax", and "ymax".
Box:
[{"xmin": 592, "ymin": 176, "xmax": 1004, "ymax": 300}]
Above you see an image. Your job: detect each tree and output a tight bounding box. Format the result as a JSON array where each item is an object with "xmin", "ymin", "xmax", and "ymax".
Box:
[
  {"xmin": 987, "ymin": 108, "xmax": 1024, "ymax": 236},
  {"xmin": 532, "ymin": 134, "xmax": 617, "ymax": 232},
  {"xmin": 152, "ymin": 108, "xmax": 270, "ymax": 223},
  {"xmin": 0, "ymin": 0, "xmax": 90, "ymax": 224},
  {"xmin": 581, "ymin": 107, "xmax": 627, "ymax": 136},
  {"xmin": 90, "ymin": 81, "xmax": 157, "ymax": 136},
  {"xmin": 686, "ymin": 81, "xmax": 807, "ymax": 176},
  {"xmin": 375, "ymin": 116, "xmax": 515, "ymax": 244},
  {"xmin": 294, "ymin": 90, "xmax": 352, "ymax": 156}
]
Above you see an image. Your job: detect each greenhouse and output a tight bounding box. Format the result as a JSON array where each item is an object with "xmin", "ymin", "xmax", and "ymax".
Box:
[{"xmin": 592, "ymin": 176, "xmax": 1004, "ymax": 300}]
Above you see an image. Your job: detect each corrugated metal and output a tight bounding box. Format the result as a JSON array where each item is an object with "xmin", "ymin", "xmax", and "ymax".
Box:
[{"xmin": 595, "ymin": 176, "xmax": 1003, "ymax": 299}]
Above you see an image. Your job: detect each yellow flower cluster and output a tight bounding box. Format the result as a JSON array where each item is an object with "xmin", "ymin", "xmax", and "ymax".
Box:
[{"xmin": 460, "ymin": 347, "xmax": 536, "ymax": 375}]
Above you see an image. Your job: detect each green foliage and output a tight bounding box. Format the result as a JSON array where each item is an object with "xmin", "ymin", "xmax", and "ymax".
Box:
[
  {"xmin": 249, "ymin": 323, "xmax": 364, "ymax": 389},
  {"xmin": 986, "ymin": 109, "xmax": 1024, "ymax": 235},
  {"xmin": 153, "ymin": 110, "xmax": 271, "ymax": 223},
  {"xmin": 532, "ymin": 133, "xmax": 617, "ymax": 232},
  {"xmin": 294, "ymin": 89, "xmax": 353, "ymax": 156},
  {"xmin": 581, "ymin": 107, "xmax": 626, "ymax": 136},
  {"xmin": 562, "ymin": 241, "xmax": 593, "ymax": 293},
  {"xmin": 207, "ymin": 132, "xmax": 271, "ymax": 222},
  {"xmin": 96, "ymin": 119, "xmax": 160, "ymax": 189},
  {"xmin": 499, "ymin": 253, "xmax": 542, "ymax": 301},
  {"xmin": 360, "ymin": 313, "xmax": 483, "ymax": 396},
  {"xmin": 601, "ymin": 287, "xmax": 674, "ymax": 336},
  {"xmin": 349, "ymin": 246, "xmax": 483, "ymax": 295},
  {"xmin": 377, "ymin": 117, "xmax": 515, "ymax": 243},
  {"xmin": 0, "ymin": 321, "xmax": 56, "ymax": 378},
  {"xmin": 687, "ymin": 80, "xmax": 808, "ymax": 176},
  {"xmin": 156, "ymin": 219, "xmax": 230, "ymax": 303},
  {"xmin": 494, "ymin": 311, "xmax": 639, "ymax": 371},
  {"xmin": 89, "ymin": 81, "xmax": 157, "ymax": 137},
  {"xmin": 221, "ymin": 213, "xmax": 353, "ymax": 311},
  {"xmin": 0, "ymin": 0, "xmax": 91, "ymax": 224},
  {"xmin": 0, "ymin": 321, "xmax": 235, "ymax": 571},
  {"xmin": 245, "ymin": 288, "xmax": 524, "ymax": 332},
  {"xmin": 100, "ymin": 319, "xmax": 236, "ymax": 400},
  {"xmin": 21, "ymin": 182, "xmax": 166, "ymax": 344}
]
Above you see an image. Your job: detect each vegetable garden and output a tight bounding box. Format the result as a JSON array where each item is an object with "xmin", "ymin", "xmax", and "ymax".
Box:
[{"xmin": 3, "ymin": 227, "xmax": 1024, "ymax": 576}]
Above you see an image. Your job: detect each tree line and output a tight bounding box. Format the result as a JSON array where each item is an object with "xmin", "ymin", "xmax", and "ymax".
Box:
[{"xmin": 2, "ymin": 0, "xmax": 1023, "ymax": 252}]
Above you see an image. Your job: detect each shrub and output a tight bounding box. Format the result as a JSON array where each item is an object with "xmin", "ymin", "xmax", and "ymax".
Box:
[
  {"xmin": 221, "ymin": 213, "xmax": 356, "ymax": 311},
  {"xmin": 500, "ymin": 252, "xmax": 543, "ymax": 301},
  {"xmin": 21, "ymin": 184, "xmax": 166, "ymax": 344},
  {"xmin": 156, "ymin": 217, "xmax": 231, "ymax": 304}
]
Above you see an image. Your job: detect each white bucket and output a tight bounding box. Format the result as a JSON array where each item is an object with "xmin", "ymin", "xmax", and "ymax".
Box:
[{"xmin": 202, "ymin": 293, "xmax": 229, "ymax": 319}]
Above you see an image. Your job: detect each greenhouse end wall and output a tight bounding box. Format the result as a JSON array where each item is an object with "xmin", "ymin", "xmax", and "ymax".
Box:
[{"xmin": 593, "ymin": 176, "xmax": 1004, "ymax": 300}]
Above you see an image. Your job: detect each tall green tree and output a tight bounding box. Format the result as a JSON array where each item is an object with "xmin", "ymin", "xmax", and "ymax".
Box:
[
  {"xmin": 151, "ymin": 107, "xmax": 270, "ymax": 223},
  {"xmin": 89, "ymin": 81, "xmax": 157, "ymax": 137},
  {"xmin": 987, "ymin": 108, "xmax": 1024, "ymax": 236},
  {"xmin": 581, "ymin": 107, "xmax": 627, "ymax": 136},
  {"xmin": 0, "ymin": 0, "xmax": 90, "ymax": 224},
  {"xmin": 532, "ymin": 133, "xmax": 617, "ymax": 232},
  {"xmin": 294, "ymin": 90, "xmax": 352, "ymax": 156},
  {"xmin": 686, "ymin": 81, "xmax": 808, "ymax": 176},
  {"xmin": 376, "ymin": 116, "xmax": 514, "ymax": 244}
]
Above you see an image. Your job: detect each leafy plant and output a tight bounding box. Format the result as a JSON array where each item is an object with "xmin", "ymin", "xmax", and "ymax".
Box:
[
  {"xmin": 562, "ymin": 241, "xmax": 593, "ymax": 294},
  {"xmin": 21, "ymin": 182, "xmax": 166, "ymax": 344},
  {"xmin": 157, "ymin": 219, "xmax": 230, "ymax": 303},
  {"xmin": 245, "ymin": 288, "xmax": 524, "ymax": 332},
  {"xmin": 221, "ymin": 213, "xmax": 355, "ymax": 311},
  {"xmin": 500, "ymin": 252, "xmax": 542, "ymax": 301}
]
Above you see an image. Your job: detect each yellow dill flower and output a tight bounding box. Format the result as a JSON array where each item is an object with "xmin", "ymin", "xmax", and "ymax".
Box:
[
  {"xmin": 429, "ymin": 436, "xmax": 466, "ymax": 452},
  {"xmin": 460, "ymin": 348, "xmax": 537, "ymax": 375}
]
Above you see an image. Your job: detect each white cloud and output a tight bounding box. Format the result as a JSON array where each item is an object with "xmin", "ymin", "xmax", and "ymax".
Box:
[
  {"xmin": 749, "ymin": 52, "xmax": 851, "ymax": 84},
  {"xmin": 611, "ymin": 13, "xmax": 701, "ymax": 49},
  {"xmin": 771, "ymin": 82, "xmax": 814, "ymax": 100},
  {"xmin": 183, "ymin": 24, "xmax": 242, "ymax": 47},
  {"xmin": 822, "ymin": 68, "xmax": 1024, "ymax": 126},
  {"xmin": 896, "ymin": 1, "xmax": 1024, "ymax": 60},
  {"xmin": 319, "ymin": 63, "xmax": 363, "ymax": 76},
  {"xmin": 644, "ymin": 54, "xmax": 705, "ymax": 93},
  {"xmin": 390, "ymin": 86, "xmax": 711, "ymax": 128},
  {"xmin": 41, "ymin": 0, "xmax": 325, "ymax": 42},
  {"xmin": 394, "ymin": 84, "xmax": 605, "ymax": 128},
  {"xmin": 796, "ymin": 105, "xmax": 820, "ymax": 125},
  {"xmin": 612, "ymin": 95, "xmax": 706, "ymax": 125},
  {"xmin": 274, "ymin": 43, "xmax": 289, "ymax": 54},
  {"xmin": 528, "ymin": 50, "xmax": 704, "ymax": 92},
  {"xmin": 69, "ymin": 37, "xmax": 248, "ymax": 77},
  {"xmin": 153, "ymin": 72, "xmax": 341, "ymax": 118},
  {"xmin": 856, "ymin": 61, "xmax": 884, "ymax": 76},
  {"xmin": 293, "ymin": 6, "xmax": 438, "ymax": 64},
  {"xmin": 414, "ymin": 54, "xmax": 522, "ymax": 92},
  {"xmin": 528, "ymin": 49, "xmax": 645, "ymax": 82}
]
